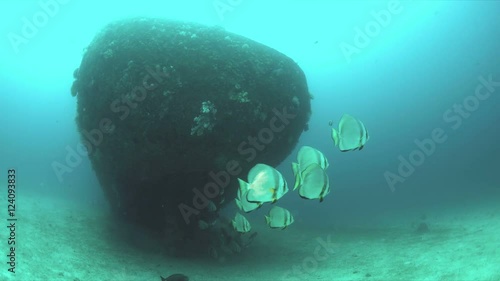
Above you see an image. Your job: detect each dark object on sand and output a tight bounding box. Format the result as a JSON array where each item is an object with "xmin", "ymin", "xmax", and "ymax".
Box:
[
  {"xmin": 161, "ymin": 274, "xmax": 189, "ymax": 281},
  {"xmin": 72, "ymin": 17, "xmax": 311, "ymax": 254},
  {"xmin": 415, "ymin": 222, "xmax": 430, "ymax": 234}
]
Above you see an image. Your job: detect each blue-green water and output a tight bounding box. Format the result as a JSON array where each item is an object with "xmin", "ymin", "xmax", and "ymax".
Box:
[{"xmin": 1, "ymin": 1, "xmax": 499, "ymax": 280}]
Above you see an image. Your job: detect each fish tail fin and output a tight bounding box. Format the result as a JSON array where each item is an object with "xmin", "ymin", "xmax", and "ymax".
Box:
[
  {"xmin": 331, "ymin": 128, "xmax": 339, "ymax": 147},
  {"xmin": 292, "ymin": 162, "xmax": 302, "ymax": 190}
]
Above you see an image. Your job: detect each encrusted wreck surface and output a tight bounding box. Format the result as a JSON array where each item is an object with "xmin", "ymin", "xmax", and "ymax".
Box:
[{"xmin": 72, "ymin": 17, "xmax": 311, "ymax": 254}]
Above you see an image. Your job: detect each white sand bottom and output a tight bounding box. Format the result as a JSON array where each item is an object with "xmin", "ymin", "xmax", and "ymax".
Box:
[{"xmin": 0, "ymin": 190, "xmax": 498, "ymax": 281}]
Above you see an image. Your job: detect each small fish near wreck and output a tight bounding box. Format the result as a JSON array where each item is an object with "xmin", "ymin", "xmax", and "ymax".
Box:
[
  {"xmin": 331, "ymin": 114, "xmax": 369, "ymax": 152},
  {"xmin": 292, "ymin": 145, "xmax": 329, "ymax": 190},
  {"xmin": 235, "ymin": 178, "xmax": 263, "ymax": 213},
  {"xmin": 232, "ymin": 212, "xmax": 252, "ymax": 233},
  {"xmin": 265, "ymin": 206, "xmax": 294, "ymax": 229},
  {"xmin": 296, "ymin": 163, "xmax": 330, "ymax": 202},
  {"xmin": 239, "ymin": 163, "xmax": 289, "ymax": 204}
]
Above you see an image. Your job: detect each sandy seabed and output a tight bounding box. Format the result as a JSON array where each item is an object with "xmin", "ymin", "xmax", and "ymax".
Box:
[{"xmin": 0, "ymin": 189, "xmax": 498, "ymax": 281}]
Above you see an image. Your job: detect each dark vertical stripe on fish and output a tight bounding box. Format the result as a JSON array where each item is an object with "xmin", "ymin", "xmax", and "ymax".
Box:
[{"xmin": 320, "ymin": 169, "xmax": 328, "ymax": 198}]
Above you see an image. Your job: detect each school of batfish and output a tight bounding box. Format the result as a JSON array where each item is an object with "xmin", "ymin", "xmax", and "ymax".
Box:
[{"xmin": 230, "ymin": 114, "xmax": 369, "ymax": 233}]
